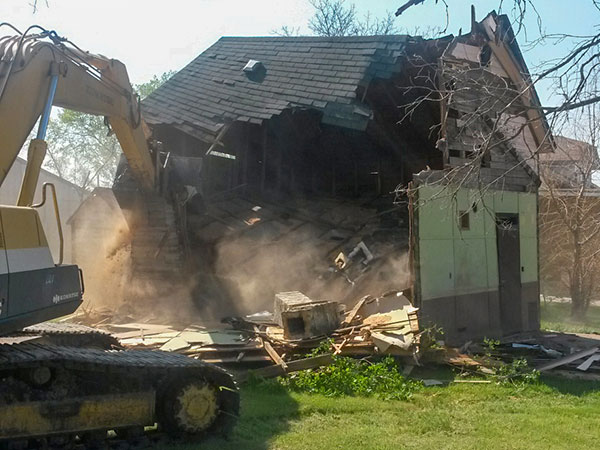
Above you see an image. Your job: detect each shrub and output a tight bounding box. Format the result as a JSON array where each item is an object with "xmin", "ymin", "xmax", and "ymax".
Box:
[
  {"xmin": 496, "ymin": 357, "xmax": 540, "ymax": 386},
  {"xmin": 279, "ymin": 355, "xmax": 421, "ymax": 400}
]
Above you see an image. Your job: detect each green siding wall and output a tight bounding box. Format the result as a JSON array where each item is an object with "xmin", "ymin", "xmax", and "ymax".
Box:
[{"xmin": 417, "ymin": 186, "xmax": 538, "ymax": 301}]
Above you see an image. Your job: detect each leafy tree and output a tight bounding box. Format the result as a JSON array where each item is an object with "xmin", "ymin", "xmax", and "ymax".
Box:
[
  {"xmin": 135, "ymin": 71, "xmax": 175, "ymax": 100},
  {"xmin": 41, "ymin": 71, "xmax": 174, "ymax": 190},
  {"xmin": 44, "ymin": 109, "xmax": 120, "ymax": 190}
]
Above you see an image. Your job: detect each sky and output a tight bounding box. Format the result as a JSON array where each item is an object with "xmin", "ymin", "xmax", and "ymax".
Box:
[{"xmin": 1, "ymin": 0, "xmax": 599, "ymax": 106}]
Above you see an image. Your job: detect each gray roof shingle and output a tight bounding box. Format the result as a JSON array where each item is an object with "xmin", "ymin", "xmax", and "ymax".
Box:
[{"xmin": 142, "ymin": 35, "xmax": 410, "ymax": 142}]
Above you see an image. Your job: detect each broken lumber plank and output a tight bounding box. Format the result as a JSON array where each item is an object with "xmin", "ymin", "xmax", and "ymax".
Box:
[
  {"xmin": 342, "ymin": 295, "xmax": 371, "ymax": 326},
  {"xmin": 243, "ymin": 354, "xmax": 333, "ymax": 381},
  {"xmin": 188, "ymin": 345, "xmax": 263, "ymax": 353},
  {"xmin": 199, "ymin": 355, "xmax": 271, "ymax": 364},
  {"xmin": 576, "ymin": 353, "xmax": 600, "ymax": 371},
  {"xmin": 536, "ymin": 347, "xmax": 599, "ymax": 372},
  {"xmin": 333, "ymin": 338, "xmax": 349, "ymax": 355},
  {"xmin": 160, "ymin": 337, "xmax": 191, "ymax": 352},
  {"xmin": 261, "ymin": 338, "xmax": 288, "ymax": 370}
]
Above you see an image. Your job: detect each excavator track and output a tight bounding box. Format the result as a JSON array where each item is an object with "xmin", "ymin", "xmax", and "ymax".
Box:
[
  {"xmin": 19, "ymin": 323, "xmax": 120, "ymax": 349},
  {"xmin": 0, "ymin": 342, "xmax": 239, "ymax": 448}
]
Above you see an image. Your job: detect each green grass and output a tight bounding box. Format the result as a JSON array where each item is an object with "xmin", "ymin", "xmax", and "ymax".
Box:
[
  {"xmin": 541, "ymin": 301, "xmax": 600, "ymax": 334},
  {"xmin": 162, "ymin": 302, "xmax": 600, "ymax": 450},
  {"xmin": 168, "ymin": 375, "xmax": 600, "ymax": 450},
  {"xmin": 164, "ymin": 370, "xmax": 600, "ymax": 450}
]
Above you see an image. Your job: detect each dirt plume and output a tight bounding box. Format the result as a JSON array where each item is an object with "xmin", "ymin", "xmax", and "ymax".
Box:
[
  {"xmin": 71, "ymin": 191, "xmax": 199, "ymax": 325},
  {"xmin": 211, "ymin": 226, "xmax": 411, "ymax": 315}
]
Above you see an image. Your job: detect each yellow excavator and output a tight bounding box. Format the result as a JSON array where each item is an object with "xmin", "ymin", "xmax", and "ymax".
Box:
[{"xmin": 0, "ymin": 25, "xmax": 238, "ymax": 446}]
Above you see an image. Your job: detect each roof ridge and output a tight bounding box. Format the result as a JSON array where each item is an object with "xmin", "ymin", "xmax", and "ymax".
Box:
[{"xmin": 218, "ymin": 34, "xmax": 410, "ymax": 42}]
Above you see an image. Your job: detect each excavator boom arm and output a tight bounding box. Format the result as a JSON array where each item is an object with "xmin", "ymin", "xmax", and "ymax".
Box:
[{"xmin": 0, "ymin": 29, "xmax": 156, "ymax": 198}]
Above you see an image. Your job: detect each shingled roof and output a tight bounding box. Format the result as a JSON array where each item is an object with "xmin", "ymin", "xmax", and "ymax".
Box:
[{"xmin": 142, "ymin": 35, "xmax": 411, "ymax": 143}]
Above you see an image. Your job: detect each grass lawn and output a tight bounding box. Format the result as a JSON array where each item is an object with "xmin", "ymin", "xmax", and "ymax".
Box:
[
  {"xmin": 541, "ymin": 301, "xmax": 600, "ymax": 334},
  {"xmin": 162, "ymin": 302, "xmax": 600, "ymax": 450},
  {"xmin": 170, "ymin": 374, "xmax": 600, "ymax": 450}
]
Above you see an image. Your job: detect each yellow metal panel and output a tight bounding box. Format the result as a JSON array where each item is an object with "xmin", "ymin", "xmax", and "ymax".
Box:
[
  {"xmin": 0, "ymin": 206, "xmax": 48, "ymax": 249},
  {"xmin": 0, "ymin": 392, "xmax": 155, "ymax": 439},
  {"xmin": 17, "ymin": 139, "xmax": 47, "ymax": 207}
]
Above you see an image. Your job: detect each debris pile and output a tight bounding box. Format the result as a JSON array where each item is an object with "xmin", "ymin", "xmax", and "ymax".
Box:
[
  {"xmin": 445, "ymin": 331, "xmax": 600, "ymax": 380},
  {"xmin": 235, "ymin": 290, "xmax": 420, "ymax": 365},
  {"xmin": 78, "ymin": 289, "xmax": 420, "ymax": 376},
  {"xmin": 100, "ymin": 322, "xmax": 268, "ymax": 365},
  {"xmin": 63, "ymin": 287, "xmax": 600, "ymax": 383}
]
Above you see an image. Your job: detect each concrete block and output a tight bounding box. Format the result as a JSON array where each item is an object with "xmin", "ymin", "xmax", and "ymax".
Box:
[
  {"xmin": 274, "ymin": 291, "xmax": 313, "ymax": 327},
  {"xmin": 281, "ymin": 302, "xmax": 341, "ymax": 339},
  {"xmin": 274, "ymin": 291, "xmax": 342, "ymax": 339}
]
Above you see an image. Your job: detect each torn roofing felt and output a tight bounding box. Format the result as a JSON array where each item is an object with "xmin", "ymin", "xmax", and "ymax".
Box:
[{"xmin": 142, "ymin": 34, "xmax": 411, "ymax": 143}]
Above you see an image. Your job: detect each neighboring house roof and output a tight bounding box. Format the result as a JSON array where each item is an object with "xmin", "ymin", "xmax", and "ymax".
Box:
[
  {"xmin": 14, "ymin": 157, "xmax": 85, "ymax": 194},
  {"xmin": 66, "ymin": 187, "xmax": 121, "ymax": 225},
  {"xmin": 540, "ymin": 136, "xmax": 600, "ymax": 168},
  {"xmin": 142, "ymin": 35, "xmax": 411, "ymax": 142}
]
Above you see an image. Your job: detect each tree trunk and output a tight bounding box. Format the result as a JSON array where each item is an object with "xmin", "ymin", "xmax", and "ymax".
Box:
[{"xmin": 570, "ymin": 232, "xmax": 588, "ymax": 320}]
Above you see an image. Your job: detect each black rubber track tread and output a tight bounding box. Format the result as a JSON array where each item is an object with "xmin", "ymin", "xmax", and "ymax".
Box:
[
  {"xmin": 0, "ymin": 342, "xmax": 240, "ymax": 446},
  {"xmin": 18, "ymin": 322, "xmax": 120, "ymax": 349}
]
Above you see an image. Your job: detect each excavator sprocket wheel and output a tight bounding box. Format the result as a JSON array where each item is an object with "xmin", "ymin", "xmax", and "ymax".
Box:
[
  {"xmin": 160, "ymin": 376, "xmax": 226, "ymax": 438},
  {"xmin": 174, "ymin": 382, "xmax": 219, "ymax": 434}
]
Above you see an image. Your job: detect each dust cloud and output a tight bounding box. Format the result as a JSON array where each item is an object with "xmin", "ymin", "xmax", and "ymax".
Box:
[
  {"xmin": 71, "ymin": 193, "xmax": 411, "ymax": 324},
  {"xmin": 71, "ymin": 197, "xmax": 132, "ymax": 314},
  {"xmin": 211, "ymin": 227, "xmax": 411, "ymax": 315},
  {"xmin": 71, "ymin": 193, "xmax": 200, "ymax": 325}
]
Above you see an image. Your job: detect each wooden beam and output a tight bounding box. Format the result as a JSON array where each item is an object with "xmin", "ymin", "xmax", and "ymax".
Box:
[
  {"xmin": 261, "ymin": 338, "xmax": 288, "ymax": 370},
  {"xmin": 205, "ymin": 124, "xmax": 230, "ymax": 157},
  {"xmin": 536, "ymin": 347, "xmax": 599, "ymax": 372},
  {"xmin": 241, "ymin": 353, "xmax": 334, "ymax": 381},
  {"xmin": 342, "ymin": 295, "xmax": 371, "ymax": 326}
]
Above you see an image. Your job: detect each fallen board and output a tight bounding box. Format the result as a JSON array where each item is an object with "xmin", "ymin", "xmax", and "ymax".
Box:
[
  {"xmin": 536, "ymin": 347, "xmax": 599, "ymax": 372},
  {"xmin": 241, "ymin": 353, "xmax": 334, "ymax": 381}
]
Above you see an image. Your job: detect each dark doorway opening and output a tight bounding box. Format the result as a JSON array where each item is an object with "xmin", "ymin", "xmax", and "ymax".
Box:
[{"xmin": 496, "ymin": 214, "xmax": 522, "ymax": 335}]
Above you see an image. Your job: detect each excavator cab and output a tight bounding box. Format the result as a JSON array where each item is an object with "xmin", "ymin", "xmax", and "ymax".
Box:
[{"xmin": 0, "ymin": 205, "xmax": 83, "ymax": 334}]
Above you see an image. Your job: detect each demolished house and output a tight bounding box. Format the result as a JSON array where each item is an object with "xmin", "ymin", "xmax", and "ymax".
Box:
[{"xmin": 71, "ymin": 11, "xmax": 553, "ymax": 344}]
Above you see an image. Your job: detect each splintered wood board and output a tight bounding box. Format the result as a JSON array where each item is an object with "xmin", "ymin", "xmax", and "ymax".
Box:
[
  {"xmin": 160, "ymin": 337, "xmax": 191, "ymax": 352},
  {"xmin": 110, "ymin": 323, "xmax": 177, "ymax": 332},
  {"xmin": 537, "ymin": 347, "xmax": 600, "ymax": 372}
]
